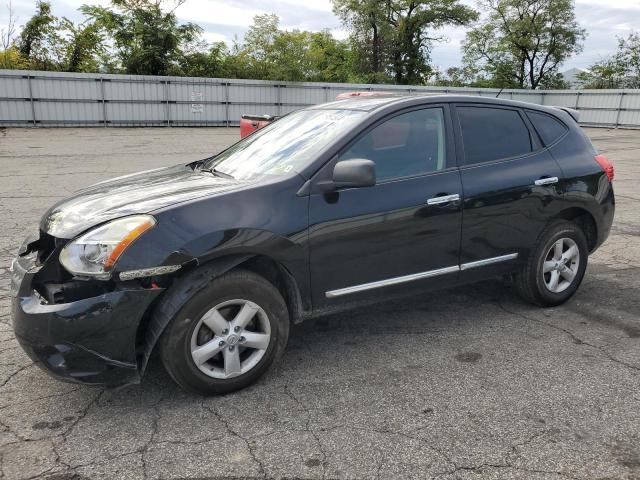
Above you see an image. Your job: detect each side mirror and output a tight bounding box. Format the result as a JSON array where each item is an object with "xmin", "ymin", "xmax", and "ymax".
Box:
[{"xmin": 331, "ymin": 159, "xmax": 376, "ymax": 190}]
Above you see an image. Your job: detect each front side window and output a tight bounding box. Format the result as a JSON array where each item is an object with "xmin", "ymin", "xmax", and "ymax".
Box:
[
  {"xmin": 204, "ymin": 108, "xmax": 366, "ymax": 180},
  {"xmin": 458, "ymin": 106, "xmax": 532, "ymax": 165},
  {"xmin": 339, "ymin": 108, "xmax": 447, "ymax": 183}
]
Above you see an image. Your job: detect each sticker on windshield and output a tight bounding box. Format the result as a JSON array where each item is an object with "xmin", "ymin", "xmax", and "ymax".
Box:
[{"xmin": 271, "ymin": 163, "xmax": 294, "ymax": 174}]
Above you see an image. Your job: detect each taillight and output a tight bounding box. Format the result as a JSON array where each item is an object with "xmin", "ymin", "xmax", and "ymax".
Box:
[{"xmin": 595, "ymin": 154, "xmax": 614, "ymax": 182}]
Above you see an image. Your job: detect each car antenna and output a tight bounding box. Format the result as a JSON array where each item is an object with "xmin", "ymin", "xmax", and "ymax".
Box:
[{"xmin": 496, "ymin": 87, "xmax": 505, "ymax": 98}]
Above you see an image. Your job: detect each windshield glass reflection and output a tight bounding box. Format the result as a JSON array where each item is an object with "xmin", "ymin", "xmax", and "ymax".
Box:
[{"xmin": 204, "ymin": 109, "xmax": 366, "ymax": 180}]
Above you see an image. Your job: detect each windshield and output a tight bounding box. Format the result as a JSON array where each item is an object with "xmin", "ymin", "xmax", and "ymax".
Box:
[{"xmin": 204, "ymin": 108, "xmax": 366, "ymax": 180}]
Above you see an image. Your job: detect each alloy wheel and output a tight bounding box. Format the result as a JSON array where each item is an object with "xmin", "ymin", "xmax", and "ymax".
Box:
[
  {"xmin": 190, "ymin": 299, "xmax": 271, "ymax": 379},
  {"xmin": 542, "ymin": 237, "xmax": 580, "ymax": 294}
]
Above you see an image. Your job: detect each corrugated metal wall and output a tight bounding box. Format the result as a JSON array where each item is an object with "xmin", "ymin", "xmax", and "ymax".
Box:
[{"xmin": 1, "ymin": 69, "xmax": 640, "ymax": 128}]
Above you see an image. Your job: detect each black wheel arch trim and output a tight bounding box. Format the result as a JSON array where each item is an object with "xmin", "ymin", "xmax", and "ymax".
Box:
[
  {"xmin": 137, "ymin": 254, "xmax": 251, "ymax": 374},
  {"xmin": 137, "ymin": 252, "xmax": 308, "ymax": 376}
]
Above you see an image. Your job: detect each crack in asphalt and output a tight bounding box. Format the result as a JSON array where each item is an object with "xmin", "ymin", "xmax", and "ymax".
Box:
[
  {"xmin": 140, "ymin": 395, "xmax": 165, "ymax": 480},
  {"xmin": 202, "ymin": 402, "xmax": 268, "ymax": 479},
  {"xmin": 496, "ymin": 301, "xmax": 640, "ymax": 375},
  {"xmin": 283, "ymin": 384, "xmax": 328, "ymax": 480},
  {"xmin": 0, "ymin": 387, "xmax": 85, "ymax": 411},
  {"xmin": 0, "ymin": 362, "xmax": 34, "ymax": 388}
]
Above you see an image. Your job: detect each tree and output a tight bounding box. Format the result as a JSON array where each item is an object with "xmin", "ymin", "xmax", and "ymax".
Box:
[
  {"xmin": 237, "ymin": 14, "xmax": 280, "ymax": 79},
  {"xmin": 306, "ymin": 31, "xmax": 358, "ymax": 82},
  {"xmin": 333, "ymin": 0, "xmax": 477, "ymax": 84},
  {"xmin": 577, "ymin": 57, "xmax": 626, "ymax": 89},
  {"xmin": 226, "ymin": 15, "xmax": 357, "ymax": 83},
  {"xmin": 1, "ymin": 0, "xmax": 17, "ymax": 51},
  {"xmin": 174, "ymin": 41, "xmax": 230, "ymax": 77},
  {"xmin": 82, "ymin": 0, "xmax": 202, "ymax": 75},
  {"xmin": 463, "ymin": 0, "xmax": 586, "ymax": 89},
  {"xmin": 57, "ymin": 18, "xmax": 107, "ymax": 72},
  {"xmin": 577, "ymin": 32, "xmax": 640, "ymax": 89},
  {"xmin": 17, "ymin": 0, "xmax": 59, "ymax": 70},
  {"xmin": 617, "ymin": 32, "xmax": 640, "ymax": 88},
  {"xmin": 332, "ymin": 0, "xmax": 393, "ymax": 83},
  {"xmin": 0, "ymin": 0, "xmax": 27, "ymax": 68}
]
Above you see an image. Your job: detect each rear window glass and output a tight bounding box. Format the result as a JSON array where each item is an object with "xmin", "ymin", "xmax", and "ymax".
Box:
[
  {"xmin": 526, "ymin": 111, "xmax": 568, "ymax": 146},
  {"xmin": 458, "ymin": 106, "xmax": 532, "ymax": 164}
]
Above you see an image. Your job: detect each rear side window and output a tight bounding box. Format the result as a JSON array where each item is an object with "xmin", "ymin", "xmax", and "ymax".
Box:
[
  {"xmin": 458, "ymin": 106, "xmax": 532, "ymax": 164},
  {"xmin": 526, "ymin": 111, "xmax": 568, "ymax": 146}
]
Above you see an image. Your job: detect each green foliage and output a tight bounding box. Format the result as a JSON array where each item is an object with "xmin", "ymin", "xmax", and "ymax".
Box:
[
  {"xmin": 333, "ymin": 0, "xmax": 478, "ymax": 84},
  {"xmin": 618, "ymin": 32, "xmax": 640, "ymax": 88},
  {"xmin": 17, "ymin": 0, "xmax": 59, "ymax": 70},
  {"xmin": 0, "ymin": 0, "xmax": 596, "ymax": 90},
  {"xmin": 172, "ymin": 42, "xmax": 230, "ymax": 77},
  {"xmin": 58, "ymin": 18, "xmax": 107, "ymax": 72},
  {"xmin": 538, "ymin": 71, "xmax": 570, "ymax": 90},
  {"xmin": 463, "ymin": 0, "xmax": 586, "ymax": 89},
  {"xmin": 81, "ymin": 0, "xmax": 202, "ymax": 75},
  {"xmin": 578, "ymin": 57, "xmax": 626, "ymax": 89},
  {"xmin": 579, "ymin": 32, "xmax": 640, "ymax": 89},
  {"xmin": 231, "ymin": 15, "xmax": 358, "ymax": 82},
  {"xmin": 0, "ymin": 45, "xmax": 28, "ymax": 69}
]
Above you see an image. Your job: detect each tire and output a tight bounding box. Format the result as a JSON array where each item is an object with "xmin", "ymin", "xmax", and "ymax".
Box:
[
  {"xmin": 513, "ymin": 220, "xmax": 589, "ymax": 307},
  {"xmin": 159, "ymin": 268, "xmax": 289, "ymax": 395}
]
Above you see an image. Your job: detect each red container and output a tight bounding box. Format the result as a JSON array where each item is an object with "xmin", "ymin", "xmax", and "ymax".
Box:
[{"xmin": 240, "ymin": 114, "xmax": 275, "ymax": 138}]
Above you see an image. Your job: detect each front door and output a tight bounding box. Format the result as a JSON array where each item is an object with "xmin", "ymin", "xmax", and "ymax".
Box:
[{"xmin": 308, "ymin": 105, "xmax": 463, "ymax": 309}]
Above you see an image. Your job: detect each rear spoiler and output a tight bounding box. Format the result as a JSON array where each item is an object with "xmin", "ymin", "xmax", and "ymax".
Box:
[{"xmin": 554, "ymin": 107, "xmax": 580, "ymax": 123}]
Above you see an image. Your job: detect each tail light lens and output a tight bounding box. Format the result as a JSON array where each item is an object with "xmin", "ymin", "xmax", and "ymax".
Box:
[{"xmin": 595, "ymin": 154, "xmax": 614, "ymax": 182}]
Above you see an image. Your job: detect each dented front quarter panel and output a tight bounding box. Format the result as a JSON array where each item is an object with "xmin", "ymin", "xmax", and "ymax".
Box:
[{"xmin": 114, "ymin": 174, "xmax": 311, "ymax": 304}]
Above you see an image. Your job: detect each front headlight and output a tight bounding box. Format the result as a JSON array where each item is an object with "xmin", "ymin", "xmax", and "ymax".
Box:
[{"xmin": 59, "ymin": 215, "xmax": 156, "ymax": 279}]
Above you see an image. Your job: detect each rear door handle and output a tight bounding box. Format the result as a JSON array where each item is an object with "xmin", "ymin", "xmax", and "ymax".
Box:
[
  {"xmin": 534, "ymin": 176, "xmax": 559, "ymax": 186},
  {"xmin": 427, "ymin": 193, "xmax": 460, "ymax": 205}
]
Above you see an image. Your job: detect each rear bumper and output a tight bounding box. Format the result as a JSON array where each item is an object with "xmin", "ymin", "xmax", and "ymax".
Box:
[
  {"xmin": 10, "ymin": 254, "xmax": 162, "ymax": 386},
  {"xmin": 594, "ymin": 184, "xmax": 615, "ymax": 251}
]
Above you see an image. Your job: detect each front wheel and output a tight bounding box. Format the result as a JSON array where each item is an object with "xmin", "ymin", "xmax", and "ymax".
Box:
[
  {"xmin": 514, "ymin": 221, "xmax": 589, "ymax": 307},
  {"xmin": 159, "ymin": 269, "xmax": 289, "ymax": 395}
]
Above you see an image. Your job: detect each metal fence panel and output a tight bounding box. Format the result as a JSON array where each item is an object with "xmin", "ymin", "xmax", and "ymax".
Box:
[
  {"xmin": 618, "ymin": 109, "xmax": 640, "ymax": 127},
  {"xmin": 0, "ymin": 75, "xmax": 30, "ymax": 97},
  {"xmin": 1, "ymin": 69, "xmax": 639, "ymax": 128},
  {"xmin": 1, "ymin": 100, "xmax": 32, "ymax": 122}
]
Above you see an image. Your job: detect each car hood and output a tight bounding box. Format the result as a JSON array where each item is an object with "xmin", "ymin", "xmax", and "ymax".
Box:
[{"xmin": 41, "ymin": 164, "xmax": 242, "ymax": 238}]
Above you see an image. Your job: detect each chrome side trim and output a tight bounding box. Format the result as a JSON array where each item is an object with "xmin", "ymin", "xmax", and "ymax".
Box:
[
  {"xmin": 325, "ymin": 253, "xmax": 519, "ymax": 298},
  {"xmin": 325, "ymin": 265, "xmax": 459, "ymax": 298},
  {"xmin": 460, "ymin": 253, "xmax": 519, "ymax": 271}
]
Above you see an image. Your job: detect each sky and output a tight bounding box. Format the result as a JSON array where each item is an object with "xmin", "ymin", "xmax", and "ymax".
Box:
[{"xmin": 2, "ymin": 0, "xmax": 640, "ymax": 72}]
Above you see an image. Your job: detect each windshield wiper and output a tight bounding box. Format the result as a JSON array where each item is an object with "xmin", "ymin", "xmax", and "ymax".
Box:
[{"xmin": 200, "ymin": 167, "xmax": 234, "ymax": 180}]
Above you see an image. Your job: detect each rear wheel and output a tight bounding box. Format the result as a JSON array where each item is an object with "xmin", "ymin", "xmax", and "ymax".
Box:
[
  {"xmin": 514, "ymin": 221, "xmax": 588, "ymax": 307},
  {"xmin": 159, "ymin": 269, "xmax": 289, "ymax": 395}
]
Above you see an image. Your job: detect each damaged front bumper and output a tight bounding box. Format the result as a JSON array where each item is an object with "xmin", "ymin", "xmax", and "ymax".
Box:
[{"xmin": 10, "ymin": 249, "xmax": 163, "ymax": 386}]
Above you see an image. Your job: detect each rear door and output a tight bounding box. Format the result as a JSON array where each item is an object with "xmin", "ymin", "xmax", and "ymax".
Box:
[
  {"xmin": 308, "ymin": 105, "xmax": 463, "ymax": 308},
  {"xmin": 452, "ymin": 104, "xmax": 564, "ymax": 281}
]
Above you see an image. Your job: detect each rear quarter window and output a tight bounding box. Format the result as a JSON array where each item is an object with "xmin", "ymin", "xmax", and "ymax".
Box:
[
  {"xmin": 526, "ymin": 111, "xmax": 568, "ymax": 146},
  {"xmin": 457, "ymin": 106, "xmax": 532, "ymax": 165}
]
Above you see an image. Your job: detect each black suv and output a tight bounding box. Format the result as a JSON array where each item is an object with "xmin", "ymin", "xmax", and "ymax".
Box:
[{"xmin": 10, "ymin": 95, "xmax": 615, "ymax": 395}]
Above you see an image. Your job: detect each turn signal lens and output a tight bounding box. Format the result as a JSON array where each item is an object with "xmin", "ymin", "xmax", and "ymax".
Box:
[
  {"xmin": 104, "ymin": 220, "xmax": 155, "ymax": 269},
  {"xmin": 595, "ymin": 154, "xmax": 614, "ymax": 182}
]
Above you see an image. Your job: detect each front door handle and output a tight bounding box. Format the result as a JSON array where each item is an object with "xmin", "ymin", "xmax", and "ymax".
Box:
[
  {"xmin": 534, "ymin": 176, "xmax": 559, "ymax": 186},
  {"xmin": 427, "ymin": 193, "xmax": 460, "ymax": 205}
]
